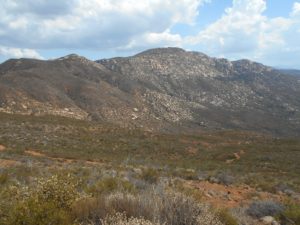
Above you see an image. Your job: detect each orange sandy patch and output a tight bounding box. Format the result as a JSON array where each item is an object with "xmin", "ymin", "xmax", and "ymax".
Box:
[
  {"xmin": 186, "ymin": 146, "xmax": 198, "ymax": 155},
  {"xmin": 186, "ymin": 181, "xmax": 285, "ymax": 208},
  {"xmin": 0, "ymin": 159, "xmax": 20, "ymax": 168},
  {"xmin": 226, "ymin": 150, "xmax": 246, "ymax": 164},
  {"xmin": 25, "ymin": 150, "xmax": 46, "ymax": 157},
  {"xmin": 0, "ymin": 145, "xmax": 6, "ymax": 152},
  {"xmin": 54, "ymin": 157, "xmax": 74, "ymax": 163},
  {"xmin": 25, "ymin": 150, "xmax": 74, "ymax": 163},
  {"xmin": 85, "ymin": 160, "xmax": 100, "ymax": 166},
  {"xmin": 24, "ymin": 149, "xmax": 103, "ymax": 165},
  {"xmin": 200, "ymin": 141, "xmax": 215, "ymax": 149},
  {"xmin": 84, "ymin": 160, "xmax": 105, "ymax": 166}
]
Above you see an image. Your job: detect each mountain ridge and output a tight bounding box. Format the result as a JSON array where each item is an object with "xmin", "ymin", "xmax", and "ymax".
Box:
[{"xmin": 1, "ymin": 48, "xmax": 300, "ymax": 136}]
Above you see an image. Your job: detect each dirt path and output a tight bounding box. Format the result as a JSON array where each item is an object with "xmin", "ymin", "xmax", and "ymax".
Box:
[
  {"xmin": 186, "ymin": 180, "xmax": 285, "ymax": 208},
  {"xmin": 24, "ymin": 149, "xmax": 103, "ymax": 166},
  {"xmin": 0, "ymin": 159, "xmax": 20, "ymax": 168},
  {"xmin": 0, "ymin": 145, "xmax": 6, "ymax": 152},
  {"xmin": 25, "ymin": 150, "xmax": 46, "ymax": 157}
]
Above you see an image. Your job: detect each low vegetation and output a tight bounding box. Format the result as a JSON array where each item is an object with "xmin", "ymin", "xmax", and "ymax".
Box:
[
  {"xmin": 0, "ymin": 112, "xmax": 300, "ymax": 224},
  {"xmin": 0, "ymin": 175, "xmax": 224, "ymax": 225},
  {"xmin": 246, "ymin": 200, "xmax": 285, "ymax": 218}
]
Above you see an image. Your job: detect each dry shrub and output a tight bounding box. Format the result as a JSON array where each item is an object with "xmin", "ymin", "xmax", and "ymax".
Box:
[
  {"xmin": 73, "ymin": 186, "xmax": 223, "ymax": 225},
  {"xmin": 246, "ymin": 200, "xmax": 284, "ymax": 218},
  {"xmin": 101, "ymin": 213, "xmax": 162, "ymax": 225},
  {"xmin": 139, "ymin": 168, "xmax": 159, "ymax": 184},
  {"xmin": 217, "ymin": 209, "xmax": 238, "ymax": 225},
  {"xmin": 72, "ymin": 197, "xmax": 105, "ymax": 224}
]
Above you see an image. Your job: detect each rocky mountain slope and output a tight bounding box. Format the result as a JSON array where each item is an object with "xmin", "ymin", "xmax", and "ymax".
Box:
[{"xmin": 0, "ymin": 48, "xmax": 300, "ymax": 136}]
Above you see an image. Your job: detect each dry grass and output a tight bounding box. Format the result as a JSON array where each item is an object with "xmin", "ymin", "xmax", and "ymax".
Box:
[
  {"xmin": 101, "ymin": 213, "xmax": 162, "ymax": 225},
  {"xmin": 72, "ymin": 186, "xmax": 223, "ymax": 225}
]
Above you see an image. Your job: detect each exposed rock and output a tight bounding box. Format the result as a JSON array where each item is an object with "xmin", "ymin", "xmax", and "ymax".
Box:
[
  {"xmin": 208, "ymin": 177, "xmax": 219, "ymax": 184},
  {"xmin": 260, "ymin": 216, "xmax": 277, "ymax": 225},
  {"xmin": 0, "ymin": 145, "xmax": 6, "ymax": 151}
]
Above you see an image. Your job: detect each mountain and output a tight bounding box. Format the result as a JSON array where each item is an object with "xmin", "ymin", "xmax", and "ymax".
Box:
[
  {"xmin": 1, "ymin": 48, "xmax": 300, "ymax": 136},
  {"xmin": 279, "ymin": 69, "xmax": 300, "ymax": 77}
]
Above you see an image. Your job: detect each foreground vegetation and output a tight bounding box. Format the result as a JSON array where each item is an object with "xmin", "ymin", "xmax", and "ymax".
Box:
[
  {"xmin": 0, "ymin": 171, "xmax": 299, "ymax": 225},
  {"xmin": 0, "ymin": 112, "xmax": 300, "ymax": 224}
]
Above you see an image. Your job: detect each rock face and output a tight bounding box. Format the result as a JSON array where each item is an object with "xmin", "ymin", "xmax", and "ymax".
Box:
[{"xmin": 1, "ymin": 48, "xmax": 300, "ymax": 136}]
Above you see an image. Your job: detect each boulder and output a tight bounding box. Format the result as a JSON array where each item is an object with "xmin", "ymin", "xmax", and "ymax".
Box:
[{"xmin": 260, "ymin": 216, "xmax": 276, "ymax": 225}]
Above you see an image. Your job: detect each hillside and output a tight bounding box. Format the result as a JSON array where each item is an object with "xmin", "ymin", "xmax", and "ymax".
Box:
[
  {"xmin": 279, "ymin": 69, "xmax": 300, "ymax": 77},
  {"xmin": 0, "ymin": 112, "xmax": 300, "ymax": 225},
  {"xmin": 1, "ymin": 48, "xmax": 300, "ymax": 136}
]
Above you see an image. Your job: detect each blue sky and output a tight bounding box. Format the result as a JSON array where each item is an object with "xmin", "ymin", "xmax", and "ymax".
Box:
[{"xmin": 1, "ymin": 0, "xmax": 300, "ymax": 69}]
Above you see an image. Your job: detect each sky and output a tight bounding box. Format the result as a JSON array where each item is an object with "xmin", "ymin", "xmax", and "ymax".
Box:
[{"xmin": 1, "ymin": 0, "xmax": 300, "ymax": 69}]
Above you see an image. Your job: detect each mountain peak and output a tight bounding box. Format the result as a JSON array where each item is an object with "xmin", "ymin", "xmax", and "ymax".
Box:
[
  {"xmin": 135, "ymin": 47, "xmax": 186, "ymax": 56},
  {"xmin": 57, "ymin": 54, "xmax": 88, "ymax": 61}
]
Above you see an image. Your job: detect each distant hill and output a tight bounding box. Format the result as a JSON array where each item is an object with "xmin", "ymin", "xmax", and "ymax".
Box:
[
  {"xmin": 1, "ymin": 48, "xmax": 300, "ymax": 136},
  {"xmin": 279, "ymin": 69, "xmax": 300, "ymax": 77}
]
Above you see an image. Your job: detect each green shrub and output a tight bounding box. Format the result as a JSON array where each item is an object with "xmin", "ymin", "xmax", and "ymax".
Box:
[
  {"xmin": 139, "ymin": 168, "xmax": 159, "ymax": 184},
  {"xmin": 280, "ymin": 203, "xmax": 300, "ymax": 225},
  {"xmin": 0, "ymin": 171, "xmax": 9, "ymax": 185},
  {"xmin": 86, "ymin": 177, "xmax": 135, "ymax": 196},
  {"xmin": 87, "ymin": 177, "xmax": 119, "ymax": 196},
  {"xmin": 35, "ymin": 174, "xmax": 79, "ymax": 208},
  {"xmin": 0, "ymin": 174, "xmax": 79, "ymax": 225},
  {"xmin": 8, "ymin": 198, "xmax": 72, "ymax": 225}
]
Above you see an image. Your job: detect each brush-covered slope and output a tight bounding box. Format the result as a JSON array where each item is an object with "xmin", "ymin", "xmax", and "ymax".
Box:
[
  {"xmin": 1, "ymin": 48, "xmax": 300, "ymax": 135},
  {"xmin": 97, "ymin": 48, "xmax": 300, "ymax": 135}
]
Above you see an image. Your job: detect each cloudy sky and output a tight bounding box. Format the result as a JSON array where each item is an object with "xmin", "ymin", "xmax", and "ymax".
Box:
[{"xmin": 1, "ymin": 0, "xmax": 300, "ymax": 68}]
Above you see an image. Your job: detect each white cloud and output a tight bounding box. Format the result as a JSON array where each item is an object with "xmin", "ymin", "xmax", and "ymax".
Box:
[
  {"xmin": 0, "ymin": 46, "xmax": 43, "ymax": 59},
  {"xmin": 186, "ymin": 0, "xmax": 268, "ymax": 55},
  {"xmin": 292, "ymin": 2, "xmax": 300, "ymax": 16},
  {"xmin": 0, "ymin": 0, "xmax": 206, "ymax": 51},
  {"xmin": 119, "ymin": 30, "xmax": 183, "ymax": 51},
  {"xmin": 184, "ymin": 0, "xmax": 300, "ymax": 68},
  {"xmin": 1, "ymin": 0, "xmax": 300, "ymax": 68}
]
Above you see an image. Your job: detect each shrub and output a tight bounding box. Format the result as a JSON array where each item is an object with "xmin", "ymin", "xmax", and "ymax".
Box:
[
  {"xmin": 139, "ymin": 168, "xmax": 159, "ymax": 184},
  {"xmin": 217, "ymin": 209, "xmax": 238, "ymax": 225},
  {"xmin": 101, "ymin": 212, "xmax": 162, "ymax": 225},
  {"xmin": 86, "ymin": 177, "xmax": 135, "ymax": 196},
  {"xmin": 171, "ymin": 169, "xmax": 198, "ymax": 180},
  {"xmin": 35, "ymin": 174, "xmax": 79, "ymax": 208},
  {"xmin": 0, "ymin": 174, "xmax": 79, "ymax": 225},
  {"xmin": 173, "ymin": 179, "xmax": 203, "ymax": 202},
  {"xmin": 0, "ymin": 171, "xmax": 9, "ymax": 185},
  {"xmin": 279, "ymin": 203, "xmax": 300, "ymax": 225},
  {"xmin": 87, "ymin": 177, "xmax": 119, "ymax": 196},
  {"xmin": 9, "ymin": 198, "xmax": 72, "ymax": 225},
  {"xmin": 216, "ymin": 172, "xmax": 235, "ymax": 186},
  {"xmin": 73, "ymin": 187, "xmax": 223, "ymax": 225},
  {"xmin": 246, "ymin": 200, "xmax": 284, "ymax": 218},
  {"xmin": 196, "ymin": 206, "xmax": 224, "ymax": 225},
  {"xmin": 72, "ymin": 197, "xmax": 105, "ymax": 225}
]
